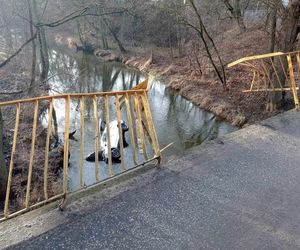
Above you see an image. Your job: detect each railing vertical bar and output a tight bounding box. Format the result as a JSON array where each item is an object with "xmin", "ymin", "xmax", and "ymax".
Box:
[
  {"xmin": 241, "ymin": 62, "xmax": 260, "ymax": 90},
  {"xmin": 287, "ymin": 54, "xmax": 300, "ymax": 108},
  {"xmin": 297, "ymin": 53, "xmax": 300, "ymax": 94},
  {"xmin": 141, "ymin": 91, "xmax": 161, "ymax": 157},
  {"xmin": 132, "ymin": 95, "xmax": 143, "ymax": 154},
  {"xmin": 25, "ymin": 100, "xmax": 39, "ymax": 208},
  {"xmin": 124, "ymin": 94, "xmax": 138, "ymax": 165},
  {"xmin": 4, "ymin": 103, "xmax": 20, "ymax": 217},
  {"xmin": 296, "ymin": 52, "xmax": 300, "ymax": 89},
  {"xmin": 269, "ymin": 58, "xmax": 283, "ymax": 89},
  {"xmin": 259, "ymin": 61, "xmax": 268, "ymax": 90},
  {"xmin": 44, "ymin": 99, "xmax": 54, "ymax": 201},
  {"xmin": 140, "ymin": 94, "xmax": 160, "ymax": 156},
  {"xmin": 115, "ymin": 95, "xmax": 126, "ymax": 172},
  {"xmin": 93, "ymin": 95, "xmax": 100, "ymax": 182},
  {"xmin": 279, "ymin": 56, "xmax": 289, "ymax": 81},
  {"xmin": 261, "ymin": 61, "xmax": 274, "ymax": 90},
  {"xmin": 296, "ymin": 53, "xmax": 300, "ymax": 75},
  {"xmin": 250, "ymin": 70, "xmax": 256, "ymax": 91},
  {"xmin": 80, "ymin": 96, "xmax": 85, "ymax": 187},
  {"xmin": 105, "ymin": 95, "xmax": 113, "ymax": 177},
  {"xmin": 63, "ymin": 96, "xmax": 70, "ymax": 195},
  {"xmin": 133, "ymin": 93, "xmax": 148, "ymax": 160}
]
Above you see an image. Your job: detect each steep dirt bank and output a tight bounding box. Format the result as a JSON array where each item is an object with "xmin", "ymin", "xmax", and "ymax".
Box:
[
  {"xmin": 0, "ymin": 63, "xmax": 63, "ymax": 212},
  {"xmin": 95, "ymin": 28, "xmax": 284, "ymax": 127}
]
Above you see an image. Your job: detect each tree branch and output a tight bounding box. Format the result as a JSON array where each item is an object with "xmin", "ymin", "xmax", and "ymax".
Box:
[
  {"xmin": 223, "ymin": 0, "xmax": 235, "ymax": 16},
  {"xmin": 36, "ymin": 7, "xmax": 89, "ymax": 28},
  {"xmin": 184, "ymin": 0, "xmax": 227, "ymax": 88},
  {"xmin": 0, "ymin": 32, "xmax": 37, "ymax": 68},
  {"xmin": 37, "ymin": 8, "xmax": 126, "ymax": 28},
  {"xmin": 0, "ymin": 90, "xmax": 26, "ymax": 95}
]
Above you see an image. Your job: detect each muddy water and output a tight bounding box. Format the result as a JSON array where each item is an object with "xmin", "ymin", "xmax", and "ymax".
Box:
[{"xmin": 46, "ymin": 48, "xmax": 237, "ymax": 190}]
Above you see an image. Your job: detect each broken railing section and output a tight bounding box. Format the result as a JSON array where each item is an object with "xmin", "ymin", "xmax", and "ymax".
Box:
[
  {"xmin": 0, "ymin": 89, "xmax": 161, "ymax": 222},
  {"xmin": 228, "ymin": 50, "xmax": 300, "ymax": 108}
]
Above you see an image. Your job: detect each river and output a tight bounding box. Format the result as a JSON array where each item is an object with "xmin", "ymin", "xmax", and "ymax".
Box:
[{"xmin": 46, "ymin": 47, "xmax": 237, "ymax": 190}]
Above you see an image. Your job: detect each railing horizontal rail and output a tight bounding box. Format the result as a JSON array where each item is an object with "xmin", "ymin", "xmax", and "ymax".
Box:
[
  {"xmin": 0, "ymin": 90, "xmax": 147, "ymax": 107},
  {"xmin": 227, "ymin": 50, "xmax": 300, "ymax": 67},
  {"xmin": 228, "ymin": 50, "xmax": 300, "ymax": 109}
]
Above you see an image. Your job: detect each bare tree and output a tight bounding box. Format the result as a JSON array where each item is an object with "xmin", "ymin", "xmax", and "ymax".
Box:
[
  {"xmin": 102, "ymin": 17, "xmax": 126, "ymax": 53},
  {"xmin": 27, "ymin": 0, "xmax": 37, "ymax": 95},
  {"xmin": 181, "ymin": 0, "xmax": 227, "ymax": 88},
  {"xmin": 223, "ymin": 0, "xmax": 248, "ymax": 32}
]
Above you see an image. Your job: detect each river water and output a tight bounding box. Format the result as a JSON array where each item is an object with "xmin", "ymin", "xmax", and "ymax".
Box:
[{"xmin": 46, "ymin": 48, "xmax": 236, "ymax": 190}]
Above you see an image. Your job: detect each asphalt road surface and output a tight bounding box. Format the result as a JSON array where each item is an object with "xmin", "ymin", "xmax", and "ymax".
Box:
[{"xmin": 7, "ymin": 110, "xmax": 300, "ymax": 250}]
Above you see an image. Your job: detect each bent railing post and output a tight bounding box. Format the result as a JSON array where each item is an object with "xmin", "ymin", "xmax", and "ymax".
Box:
[
  {"xmin": 4, "ymin": 103, "xmax": 20, "ymax": 218},
  {"xmin": 25, "ymin": 100, "xmax": 39, "ymax": 208},
  {"xmin": 63, "ymin": 96, "xmax": 70, "ymax": 196},
  {"xmin": 44, "ymin": 98, "xmax": 54, "ymax": 201},
  {"xmin": 228, "ymin": 50, "xmax": 300, "ymax": 109}
]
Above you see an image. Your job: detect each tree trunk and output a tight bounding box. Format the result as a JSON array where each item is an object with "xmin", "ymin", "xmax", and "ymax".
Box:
[
  {"xmin": 267, "ymin": 0, "xmax": 300, "ymax": 111},
  {"xmin": 266, "ymin": 2, "xmax": 279, "ymax": 111},
  {"xmin": 86, "ymin": 18, "xmax": 109, "ymax": 49},
  {"xmin": 269, "ymin": 4, "xmax": 278, "ymax": 53},
  {"xmin": 176, "ymin": 14, "xmax": 183, "ymax": 57},
  {"xmin": 100, "ymin": 19, "xmax": 109, "ymax": 49},
  {"xmin": 223, "ymin": 0, "xmax": 246, "ymax": 33},
  {"xmin": 234, "ymin": 0, "xmax": 246, "ymax": 32},
  {"xmin": 279, "ymin": 1, "xmax": 300, "ymax": 52},
  {"xmin": 37, "ymin": 27, "xmax": 49, "ymax": 84},
  {"xmin": 188, "ymin": 0, "xmax": 227, "ymax": 88},
  {"xmin": 77, "ymin": 21, "xmax": 84, "ymax": 45},
  {"xmin": 102, "ymin": 17, "xmax": 126, "ymax": 53},
  {"xmin": 32, "ymin": 0, "xmax": 49, "ymax": 85},
  {"xmin": 27, "ymin": 0, "xmax": 37, "ymax": 95},
  {"xmin": 0, "ymin": 109, "xmax": 8, "ymax": 200},
  {"xmin": 52, "ymin": 107, "xmax": 59, "ymax": 148}
]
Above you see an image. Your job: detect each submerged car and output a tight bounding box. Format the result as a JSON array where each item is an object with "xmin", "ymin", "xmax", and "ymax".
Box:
[{"xmin": 86, "ymin": 120, "xmax": 129, "ymax": 163}]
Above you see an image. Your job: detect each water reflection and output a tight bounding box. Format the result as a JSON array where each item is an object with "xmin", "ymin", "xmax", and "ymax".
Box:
[
  {"xmin": 148, "ymin": 84, "xmax": 234, "ymax": 154},
  {"xmin": 47, "ymin": 48, "xmax": 236, "ymax": 190},
  {"xmin": 48, "ymin": 51, "xmax": 141, "ymax": 94}
]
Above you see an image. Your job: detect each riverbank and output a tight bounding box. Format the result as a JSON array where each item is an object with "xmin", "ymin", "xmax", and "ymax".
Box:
[
  {"xmin": 0, "ymin": 63, "xmax": 63, "ymax": 212},
  {"xmin": 94, "ymin": 27, "xmax": 287, "ymax": 127}
]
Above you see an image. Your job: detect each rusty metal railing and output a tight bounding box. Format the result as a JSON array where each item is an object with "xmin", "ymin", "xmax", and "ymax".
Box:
[
  {"xmin": 0, "ymin": 87, "xmax": 161, "ymax": 222},
  {"xmin": 228, "ymin": 50, "xmax": 300, "ymax": 108}
]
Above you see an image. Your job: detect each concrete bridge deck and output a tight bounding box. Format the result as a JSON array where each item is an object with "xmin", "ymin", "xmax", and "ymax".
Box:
[{"xmin": 3, "ymin": 110, "xmax": 300, "ymax": 249}]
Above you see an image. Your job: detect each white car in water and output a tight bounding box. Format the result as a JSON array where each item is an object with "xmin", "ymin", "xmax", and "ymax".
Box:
[{"xmin": 86, "ymin": 120, "xmax": 129, "ymax": 163}]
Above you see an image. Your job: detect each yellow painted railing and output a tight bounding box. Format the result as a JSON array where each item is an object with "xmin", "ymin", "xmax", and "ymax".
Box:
[
  {"xmin": 228, "ymin": 50, "xmax": 300, "ymax": 108},
  {"xmin": 0, "ymin": 87, "xmax": 161, "ymax": 222}
]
